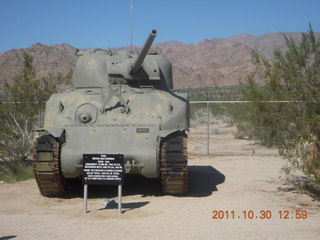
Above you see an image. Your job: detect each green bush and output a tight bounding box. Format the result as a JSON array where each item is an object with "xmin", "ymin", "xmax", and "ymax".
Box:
[
  {"xmin": 239, "ymin": 25, "xmax": 320, "ymax": 175},
  {"xmin": 0, "ymin": 162, "xmax": 34, "ymax": 183},
  {"xmin": 0, "ymin": 52, "xmax": 71, "ymax": 181}
]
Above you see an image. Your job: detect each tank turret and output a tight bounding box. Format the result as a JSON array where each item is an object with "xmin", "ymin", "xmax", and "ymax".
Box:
[{"xmin": 72, "ymin": 29, "xmax": 168, "ymax": 88}]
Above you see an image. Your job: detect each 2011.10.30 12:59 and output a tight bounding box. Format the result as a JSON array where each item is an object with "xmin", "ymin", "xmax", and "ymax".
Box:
[{"xmin": 212, "ymin": 210, "xmax": 308, "ymax": 220}]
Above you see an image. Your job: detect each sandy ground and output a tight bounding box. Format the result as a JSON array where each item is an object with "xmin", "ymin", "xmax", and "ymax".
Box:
[{"xmin": 1, "ymin": 119, "xmax": 320, "ymax": 240}]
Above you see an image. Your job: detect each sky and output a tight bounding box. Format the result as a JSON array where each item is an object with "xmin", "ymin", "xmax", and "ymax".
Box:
[{"xmin": 0, "ymin": 0, "xmax": 319, "ymax": 52}]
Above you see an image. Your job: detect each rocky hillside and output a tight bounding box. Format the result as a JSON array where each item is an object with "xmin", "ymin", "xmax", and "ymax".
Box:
[
  {"xmin": 0, "ymin": 43, "xmax": 76, "ymax": 82},
  {"xmin": 0, "ymin": 32, "xmax": 318, "ymax": 90}
]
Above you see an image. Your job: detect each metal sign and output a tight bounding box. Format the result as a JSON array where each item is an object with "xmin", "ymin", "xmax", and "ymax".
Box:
[
  {"xmin": 83, "ymin": 154, "xmax": 124, "ymax": 214},
  {"xmin": 83, "ymin": 154, "xmax": 124, "ymax": 185}
]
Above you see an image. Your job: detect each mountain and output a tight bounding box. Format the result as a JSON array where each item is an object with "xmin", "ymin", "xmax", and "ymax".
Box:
[
  {"xmin": 0, "ymin": 43, "xmax": 76, "ymax": 82},
  {"xmin": 1, "ymin": 32, "xmax": 318, "ymax": 90},
  {"xmin": 152, "ymin": 32, "xmax": 319, "ymax": 88}
]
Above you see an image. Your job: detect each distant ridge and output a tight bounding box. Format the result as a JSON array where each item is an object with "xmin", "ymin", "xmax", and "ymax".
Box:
[{"xmin": 1, "ymin": 32, "xmax": 319, "ymax": 90}]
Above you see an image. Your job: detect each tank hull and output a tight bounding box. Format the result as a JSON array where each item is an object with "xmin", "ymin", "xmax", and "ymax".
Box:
[
  {"xmin": 60, "ymin": 124, "xmax": 160, "ymax": 178},
  {"xmin": 40, "ymin": 87, "xmax": 189, "ymax": 179}
]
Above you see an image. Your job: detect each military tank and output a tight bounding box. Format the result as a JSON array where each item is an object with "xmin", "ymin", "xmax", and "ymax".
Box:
[{"xmin": 33, "ymin": 29, "xmax": 189, "ymax": 197}]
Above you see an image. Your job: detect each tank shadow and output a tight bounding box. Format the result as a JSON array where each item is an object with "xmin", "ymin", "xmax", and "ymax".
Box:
[
  {"xmin": 122, "ymin": 174, "xmax": 163, "ymax": 197},
  {"xmin": 0, "ymin": 236, "xmax": 17, "ymax": 240},
  {"xmin": 63, "ymin": 175, "xmax": 162, "ymax": 198},
  {"xmin": 186, "ymin": 165, "xmax": 225, "ymax": 197},
  {"xmin": 63, "ymin": 166, "xmax": 225, "ymax": 198}
]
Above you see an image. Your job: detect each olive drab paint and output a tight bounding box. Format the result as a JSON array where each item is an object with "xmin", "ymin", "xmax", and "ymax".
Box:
[{"xmin": 34, "ymin": 30, "xmax": 189, "ymax": 194}]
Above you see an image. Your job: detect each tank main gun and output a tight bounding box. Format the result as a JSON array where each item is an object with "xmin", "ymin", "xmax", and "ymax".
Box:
[{"xmin": 130, "ymin": 29, "xmax": 157, "ymax": 76}]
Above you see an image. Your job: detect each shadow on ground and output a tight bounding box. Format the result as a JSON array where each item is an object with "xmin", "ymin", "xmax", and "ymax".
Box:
[
  {"xmin": 0, "ymin": 236, "xmax": 17, "ymax": 240},
  {"xmin": 63, "ymin": 175, "xmax": 161, "ymax": 199},
  {"xmin": 63, "ymin": 166, "xmax": 225, "ymax": 199},
  {"xmin": 98, "ymin": 201, "xmax": 150, "ymax": 213},
  {"xmin": 187, "ymin": 165, "xmax": 225, "ymax": 197}
]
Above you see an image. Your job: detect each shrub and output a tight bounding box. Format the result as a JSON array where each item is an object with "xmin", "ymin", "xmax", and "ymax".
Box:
[{"xmin": 240, "ymin": 25, "xmax": 320, "ymax": 175}]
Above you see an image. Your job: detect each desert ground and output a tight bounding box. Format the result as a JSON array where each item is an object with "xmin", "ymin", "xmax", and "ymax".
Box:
[{"xmin": 1, "ymin": 118, "xmax": 320, "ymax": 240}]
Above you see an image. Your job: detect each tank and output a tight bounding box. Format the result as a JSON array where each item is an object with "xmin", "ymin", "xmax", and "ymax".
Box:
[{"xmin": 32, "ymin": 29, "xmax": 189, "ymax": 197}]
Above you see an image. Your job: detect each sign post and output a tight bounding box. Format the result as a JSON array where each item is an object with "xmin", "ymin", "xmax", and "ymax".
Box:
[
  {"xmin": 83, "ymin": 154, "xmax": 124, "ymax": 214},
  {"xmin": 118, "ymin": 184, "xmax": 122, "ymax": 213},
  {"xmin": 83, "ymin": 184, "xmax": 88, "ymax": 213}
]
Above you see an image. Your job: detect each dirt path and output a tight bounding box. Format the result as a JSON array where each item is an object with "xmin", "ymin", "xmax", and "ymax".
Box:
[{"xmin": 1, "ymin": 122, "xmax": 320, "ymax": 240}]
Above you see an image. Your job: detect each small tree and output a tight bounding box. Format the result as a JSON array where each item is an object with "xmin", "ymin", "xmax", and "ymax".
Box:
[
  {"xmin": 240, "ymin": 25, "xmax": 320, "ymax": 174},
  {"xmin": 0, "ymin": 52, "xmax": 71, "ymax": 173}
]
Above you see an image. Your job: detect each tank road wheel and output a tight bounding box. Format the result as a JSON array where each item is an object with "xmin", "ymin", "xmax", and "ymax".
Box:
[
  {"xmin": 32, "ymin": 135, "xmax": 65, "ymax": 197},
  {"xmin": 161, "ymin": 134, "xmax": 188, "ymax": 194}
]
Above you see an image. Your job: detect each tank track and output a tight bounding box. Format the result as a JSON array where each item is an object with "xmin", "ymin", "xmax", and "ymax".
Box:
[
  {"xmin": 161, "ymin": 134, "xmax": 188, "ymax": 194},
  {"xmin": 32, "ymin": 135, "xmax": 65, "ymax": 197}
]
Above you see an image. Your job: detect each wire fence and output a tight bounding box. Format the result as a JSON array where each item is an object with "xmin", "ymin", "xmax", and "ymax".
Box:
[
  {"xmin": 0, "ymin": 100, "xmax": 310, "ymax": 159},
  {"xmin": 188, "ymin": 101, "xmax": 279, "ymax": 157}
]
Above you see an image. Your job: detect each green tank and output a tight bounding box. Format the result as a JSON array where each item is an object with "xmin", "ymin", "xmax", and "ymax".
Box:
[{"xmin": 33, "ymin": 29, "xmax": 189, "ymax": 197}]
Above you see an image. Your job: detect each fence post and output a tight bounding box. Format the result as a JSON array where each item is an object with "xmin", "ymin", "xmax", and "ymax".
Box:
[
  {"xmin": 207, "ymin": 102, "xmax": 210, "ymax": 155},
  {"xmin": 38, "ymin": 107, "xmax": 41, "ymax": 128}
]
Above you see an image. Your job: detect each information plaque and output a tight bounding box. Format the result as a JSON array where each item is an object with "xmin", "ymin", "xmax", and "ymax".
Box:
[{"xmin": 83, "ymin": 154, "xmax": 124, "ymax": 185}]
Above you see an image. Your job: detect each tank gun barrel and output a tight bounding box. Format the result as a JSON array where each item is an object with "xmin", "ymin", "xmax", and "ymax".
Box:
[{"xmin": 131, "ymin": 29, "xmax": 157, "ymax": 76}]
